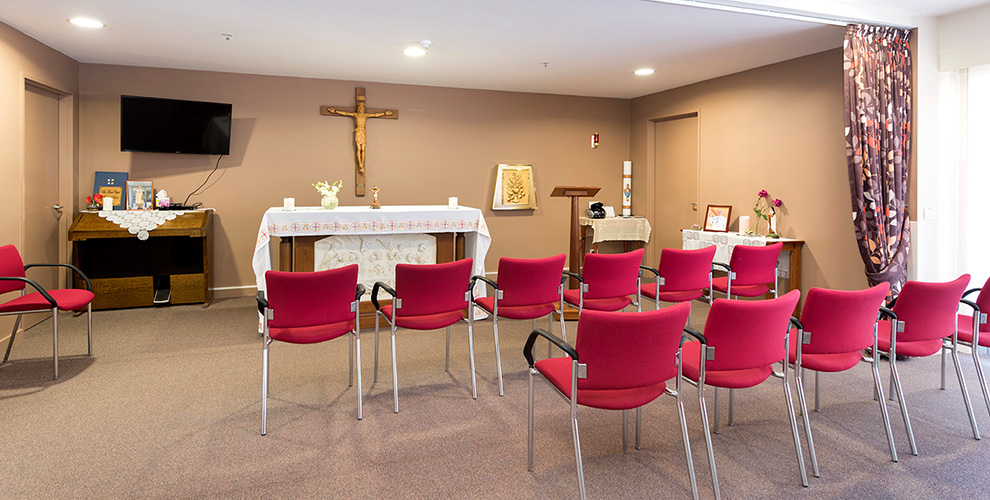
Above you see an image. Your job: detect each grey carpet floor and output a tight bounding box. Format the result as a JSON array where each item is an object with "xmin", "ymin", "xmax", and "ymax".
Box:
[{"xmin": 2, "ymin": 296, "xmax": 990, "ymax": 499}]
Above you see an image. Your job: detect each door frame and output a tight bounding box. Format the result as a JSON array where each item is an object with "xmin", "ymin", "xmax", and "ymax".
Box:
[
  {"xmin": 646, "ymin": 111, "xmax": 701, "ymax": 266},
  {"xmin": 20, "ymin": 74, "xmax": 75, "ymax": 287}
]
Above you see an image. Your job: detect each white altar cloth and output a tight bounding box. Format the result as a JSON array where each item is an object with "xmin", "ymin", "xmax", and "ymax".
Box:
[
  {"xmin": 681, "ymin": 229, "xmax": 798, "ymax": 279},
  {"xmin": 252, "ymin": 205, "xmax": 491, "ymax": 293}
]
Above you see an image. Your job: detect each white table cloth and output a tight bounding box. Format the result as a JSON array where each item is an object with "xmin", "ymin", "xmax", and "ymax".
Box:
[
  {"xmin": 681, "ymin": 229, "xmax": 798, "ymax": 279},
  {"xmin": 252, "ymin": 205, "xmax": 491, "ymax": 293}
]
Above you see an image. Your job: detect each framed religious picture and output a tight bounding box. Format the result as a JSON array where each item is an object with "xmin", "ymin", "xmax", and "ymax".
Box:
[
  {"xmin": 93, "ymin": 171, "xmax": 128, "ymax": 210},
  {"xmin": 492, "ymin": 164, "xmax": 538, "ymax": 210},
  {"xmin": 126, "ymin": 180, "xmax": 155, "ymax": 210},
  {"xmin": 704, "ymin": 204, "xmax": 731, "ymax": 232}
]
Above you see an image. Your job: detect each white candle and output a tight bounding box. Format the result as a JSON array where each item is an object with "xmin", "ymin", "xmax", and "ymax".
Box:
[
  {"xmin": 102, "ymin": 197, "xmax": 113, "ymax": 211},
  {"xmin": 448, "ymin": 197, "xmax": 458, "ymax": 209},
  {"xmin": 283, "ymin": 197, "xmax": 295, "ymax": 210},
  {"xmin": 738, "ymin": 215, "xmax": 750, "ymax": 234},
  {"xmin": 622, "ymin": 161, "xmax": 632, "ymax": 217},
  {"xmin": 623, "ymin": 161, "xmax": 632, "ymax": 175}
]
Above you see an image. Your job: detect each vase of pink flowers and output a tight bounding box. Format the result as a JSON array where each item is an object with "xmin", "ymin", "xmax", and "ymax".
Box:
[{"xmin": 753, "ymin": 189, "xmax": 782, "ymax": 238}]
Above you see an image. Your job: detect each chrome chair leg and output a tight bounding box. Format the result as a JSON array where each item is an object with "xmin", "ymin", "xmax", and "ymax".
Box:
[
  {"xmin": 676, "ymin": 387, "xmax": 700, "ymax": 500},
  {"xmin": 493, "ymin": 315, "xmax": 504, "ymax": 396},
  {"xmin": 3, "ymin": 314, "xmax": 22, "ymax": 362},
  {"xmin": 635, "ymin": 407, "xmax": 642, "ymax": 450},
  {"xmin": 348, "ymin": 330, "xmax": 354, "ymax": 387},
  {"xmin": 793, "ymin": 366, "xmax": 819, "ymax": 477},
  {"xmin": 871, "ymin": 353, "xmax": 898, "ymax": 461},
  {"xmin": 941, "ymin": 344, "xmax": 948, "ymax": 390},
  {"xmin": 261, "ymin": 338, "xmax": 270, "ymax": 436},
  {"xmin": 950, "ymin": 343, "xmax": 981, "ymax": 439},
  {"xmin": 622, "ymin": 409, "xmax": 629, "ymax": 454},
  {"xmin": 468, "ymin": 316, "xmax": 477, "ymax": 400},
  {"xmin": 374, "ymin": 313, "xmax": 380, "ymax": 383},
  {"xmin": 728, "ymin": 388, "xmax": 735, "ymax": 426},
  {"xmin": 52, "ymin": 308, "xmax": 59, "ymax": 380},
  {"xmin": 971, "ymin": 343, "xmax": 990, "ymax": 418},
  {"xmin": 697, "ymin": 383, "xmax": 720, "ymax": 500},
  {"xmin": 713, "ymin": 387, "xmax": 720, "ymax": 434},
  {"xmin": 781, "ymin": 365, "xmax": 809, "ymax": 487},
  {"xmin": 815, "ymin": 371, "xmax": 821, "ymax": 412},
  {"xmin": 572, "ymin": 406, "xmax": 586, "ymax": 500},
  {"xmin": 355, "ymin": 329, "xmax": 363, "ymax": 421},
  {"xmin": 889, "ymin": 355, "xmax": 918, "ymax": 455},
  {"xmin": 528, "ymin": 368, "xmax": 536, "ymax": 471},
  {"xmin": 445, "ymin": 325, "xmax": 451, "ymax": 372},
  {"xmin": 391, "ymin": 323, "xmax": 400, "ymax": 413},
  {"xmin": 87, "ymin": 303, "xmax": 93, "ymax": 356}
]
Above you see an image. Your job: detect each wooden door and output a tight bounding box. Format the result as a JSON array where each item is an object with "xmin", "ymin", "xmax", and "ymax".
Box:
[
  {"xmin": 21, "ymin": 83, "xmax": 63, "ymax": 327},
  {"xmin": 652, "ymin": 114, "xmax": 700, "ymax": 260}
]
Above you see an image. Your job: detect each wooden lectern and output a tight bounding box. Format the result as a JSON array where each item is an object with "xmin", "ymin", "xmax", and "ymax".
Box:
[{"xmin": 551, "ymin": 186, "xmax": 601, "ymax": 289}]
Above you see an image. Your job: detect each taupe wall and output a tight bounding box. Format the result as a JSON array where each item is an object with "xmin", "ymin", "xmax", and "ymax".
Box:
[
  {"xmin": 78, "ymin": 65, "xmax": 630, "ymax": 294},
  {"xmin": 630, "ymin": 49, "xmax": 867, "ymax": 292}
]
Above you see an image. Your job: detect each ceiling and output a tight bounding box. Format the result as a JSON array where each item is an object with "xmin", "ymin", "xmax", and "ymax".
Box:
[{"xmin": 0, "ymin": 0, "xmax": 987, "ymax": 99}]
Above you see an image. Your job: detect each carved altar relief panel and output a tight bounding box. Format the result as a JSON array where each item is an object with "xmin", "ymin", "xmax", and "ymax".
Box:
[{"xmin": 314, "ymin": 234, "xmax": 437, "ymax": 301}]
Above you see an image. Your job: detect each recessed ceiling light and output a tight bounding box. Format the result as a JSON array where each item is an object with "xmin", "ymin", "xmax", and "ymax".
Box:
[
  {"xmin": 68, "ymin": 17, "xmax": 105, "ymax": 28},
  {"xmin": 634, "ymin": 68, "xmax": 656, "ymax": 76},
  {"xmin": 403, "ymin": 40, "xmax": 432, "ymax": 57}
]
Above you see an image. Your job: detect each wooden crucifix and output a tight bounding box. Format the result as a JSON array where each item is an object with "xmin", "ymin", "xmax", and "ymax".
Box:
[{"xmin": 321, "ymin": 88, "xmax": 398, "ymax": 196}]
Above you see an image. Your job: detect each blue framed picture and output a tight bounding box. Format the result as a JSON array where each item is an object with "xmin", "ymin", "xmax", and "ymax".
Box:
[{"xmin": 93, "ymin": 171, "xmax": 128, "ymax": 210}]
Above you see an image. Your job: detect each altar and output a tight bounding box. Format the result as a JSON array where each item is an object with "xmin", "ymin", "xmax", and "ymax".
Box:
[
  {"xmin": 253, "ymin": 205, "xmax": 491, "ymax": 296},
  {"xmin": 681, "ymin": 228, "xmax": 804, "ymax": 297}
]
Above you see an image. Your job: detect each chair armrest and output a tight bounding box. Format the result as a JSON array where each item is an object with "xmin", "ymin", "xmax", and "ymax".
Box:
[
  {"xmin": 961, "ymin": 299, "xmax": 980, "ymax": 314},
  {"xmin": 562, "ymin": 270, "xmax": 583, "ymax": 282},
  {"xmin": 682, "ymin": 326, "xmax": 706, "ymax": 346},
  {"xmin": 639, "ymin": 265, "xmax": 659, "ymax": 277},
  {"xmin": 371, "ymin": 281, "xmax": 396, "ymax": 311},
  {"xmin": 0, "ymin": 277, "xmax": 57, "ymax": 307},
  {"xmin": 256, "ymin": 291, "xmax": 268, "ymax": 316},
  {"xmin": 24, "ymin": 262, "xmax": 92, "ymax": 291},
  {"xmin": 470, "ymin": 275, "xmax": 498, "ymax": 303},
  {"xmin": 790, "ymin": 317, "xmax": 804, "ymax": 330},
  {"xmin": 963, "ymin": 288, "xmax": 982, "ymax": 300},
  {"xmin": 355, "ymin": 283, "xmax": 367, "ymax": 302},
  {"xmin": 878, "ymin": 306, "xmax": 897, "ymax": 322},
  {"xmin": 712, "ymin": 262, "xmax": 731, "ymax": 273},
  {"xmin": 524, "ymin": 328, "xmax": 577, "ymax": 367}
]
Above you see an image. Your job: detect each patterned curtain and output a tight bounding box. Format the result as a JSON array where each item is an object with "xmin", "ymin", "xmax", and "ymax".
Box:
[{"xmin": 843, "ymin": 24, "xmax": 912, "ymax": 297}]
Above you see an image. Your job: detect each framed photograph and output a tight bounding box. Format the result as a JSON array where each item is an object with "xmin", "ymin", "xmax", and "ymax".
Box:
[
  {"xmin": 704, "ymin": 204, "xmax": 731, "ymax": 232},
  {"xmin": 492, "ymin": 164, "xmax": 538, "ymax": 210},
  {"xmin": 126, "ymin": 180, "xmax": 155, "ymax": 210}
]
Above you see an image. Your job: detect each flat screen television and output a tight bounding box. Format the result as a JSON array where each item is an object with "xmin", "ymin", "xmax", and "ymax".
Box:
[{"xmin": 120, "ymin": 95, "xmax": 232, "ymax": 155}]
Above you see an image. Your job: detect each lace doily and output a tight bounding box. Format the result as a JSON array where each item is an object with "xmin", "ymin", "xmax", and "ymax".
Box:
[{"xmin": 98, "ymin": 210, "xmax": 186, "ymax": 240}]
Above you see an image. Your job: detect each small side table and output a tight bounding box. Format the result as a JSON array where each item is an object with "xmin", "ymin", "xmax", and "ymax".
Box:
[{"xmin": 579, "ymin": 216, "xmax": 652, "ymax": 268}]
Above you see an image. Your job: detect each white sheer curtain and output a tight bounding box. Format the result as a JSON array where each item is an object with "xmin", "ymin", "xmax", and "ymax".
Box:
[{"xmin": 959, "ymin": 64, "xmax": 990, "ymax": 289}]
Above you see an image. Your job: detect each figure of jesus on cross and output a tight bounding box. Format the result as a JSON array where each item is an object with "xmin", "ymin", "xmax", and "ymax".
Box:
[{"xmin": 322, "ymin": 88, "xmax": 398, "ymax": 196}]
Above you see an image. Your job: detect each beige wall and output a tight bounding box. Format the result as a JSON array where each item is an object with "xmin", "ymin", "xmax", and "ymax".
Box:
[
  {"xmin": 0, "ymin": 23, "xmax": 79, "ymax": 340},
  {"xmin": 630, "ymin": 49, "xmax": 868, "ymax": 292},
  {"xmin": 78, "ymin": 65, "xmax": 630, "ymax": 294}
]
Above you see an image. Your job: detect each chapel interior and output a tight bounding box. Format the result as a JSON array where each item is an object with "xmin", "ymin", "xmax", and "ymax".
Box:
[{"xmin": 2, "ymin": 1, "xmax": 990, "ymax": 498}]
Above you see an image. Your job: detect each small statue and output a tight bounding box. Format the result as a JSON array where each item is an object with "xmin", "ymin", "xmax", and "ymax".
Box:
[{"xmin": 370, "ymin": 185, "xmax": 382, "ymax": 209}]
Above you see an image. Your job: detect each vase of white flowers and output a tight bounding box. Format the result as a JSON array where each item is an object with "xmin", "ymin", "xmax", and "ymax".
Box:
[{"xmin": 313, "ymin": 180, "xmax": 342, "ymax": 210}]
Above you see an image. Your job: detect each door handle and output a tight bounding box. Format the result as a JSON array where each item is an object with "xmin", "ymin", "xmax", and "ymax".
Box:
[
  {"xmin": 690, "ymin": 202, "xmax": 698, "ymax": 211},
  {"xmin": 52, "ymin": 204, "xmax": 63, "ymax": 211}
]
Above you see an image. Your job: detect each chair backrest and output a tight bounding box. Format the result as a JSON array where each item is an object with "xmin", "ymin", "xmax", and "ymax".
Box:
[
  {"xmin": 728, "ymin": 243, "xmax": 782, "ymax": 287},
  {"xmin": 264, "ymin": 264, "xmax": 359, "ymax": 329},
  {"xmin": 975, "ymin": 276, "xmax": 990, "ymax": 333},
  {"xmin": 496, "ymin": 254, "xmax": 565, "ymax": 307},
  {"xmin": 702, "ymin": 289, "xmax": 801, "ymax": 371},
  {"xmin": 575, "ymin": 302, "xmax": 691, "ymax": 391},
  {"xmin": 658, "ymin": 246, "xmax": 715, "ymax": 292},
  {"xmin": 893, "ymin": 274, "xmax": 970, "ymax": 342},
  {"xmin": 799, "ymin": 283, "xmax": 890, "ymax": 355},
  {"xmin": 581, "ymin": 248, "xmax": 644, "ymax": 299},
  {"xmin": 0, "ymin": 244, "xmax": 26, "ymax": 295},
  {"xmin": 395, "ymin": 258, "xmax": 472, "ymax": 316}
]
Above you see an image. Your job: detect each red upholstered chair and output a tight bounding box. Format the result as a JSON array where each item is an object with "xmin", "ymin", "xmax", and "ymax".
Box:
[
  {"xmin": 954, "ymin": 276, "xmax": 990, "ymax": 418},
  {"xmin": 640, "ymin": 246, "xmax": 715, "ymax": 323},
  {"xmin": 372, "ymin": 258, "xmax": 476, "ymax": 413},
  {"xmin": 710, "ymin": 242, "xmax": 782, "ymax": 301},
  {"xmin": 525, "ymin": 303, "xmax": 702, "ymax": 500},
  {"xmin": 878, "ymin": 274, "xmax": 980, "ymax": 442},
  {"xmin": 0, "ymin": 244, "xmax": 94, "ymax": 380},
  {"xmin": 257, "ymin": 265, "xmax": 365, "ymax": 435},
  {"xmin": 562, "ymin": 248, "xmax": 643, "ymax": 314},
  {"xmin": 788, "ymin": 283, "xmax": 903, "ymax": 469},
  {"xmin": 682, "ymin": 290, "xmax": 807, "ymax": 492},
  {"xmin": 471, "ymin": 254, "xmax": 566, "ymax": 396}
]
